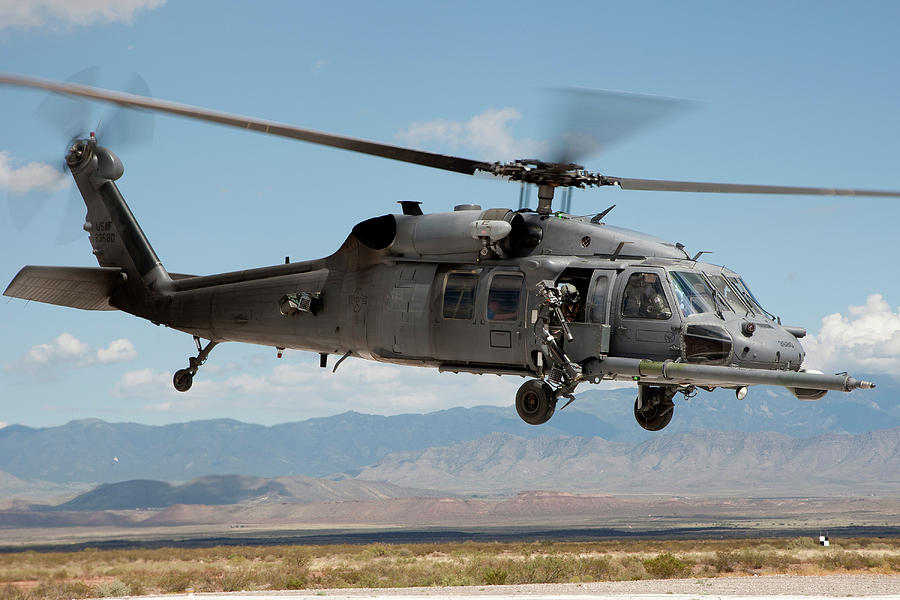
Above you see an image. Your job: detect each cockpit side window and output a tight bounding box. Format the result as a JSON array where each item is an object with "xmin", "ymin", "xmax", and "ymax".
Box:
[
  {"xmin": 671, "ymin": 271, "xmax": 717, "ymax": 317},
  {"xmin": 621, "ymin": 272, "xmax": 673, "ymax": 320}
]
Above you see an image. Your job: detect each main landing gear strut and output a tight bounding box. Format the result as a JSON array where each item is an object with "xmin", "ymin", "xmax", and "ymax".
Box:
[
  {"xmin": 633, "ymin": 384, "xmax": 677, "ymax": 431},
  {"xmin": 173, "ymin": 336, "xmax": 218, "ymax": 392},
  {"xmin": 516, "ymin": 281, "xmax": 584, "ymax": 425}
]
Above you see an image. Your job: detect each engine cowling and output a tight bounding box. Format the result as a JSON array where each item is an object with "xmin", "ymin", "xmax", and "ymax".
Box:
[{"xmin": 351, "ymin": 208, "xmax": 539, "ymax": 257}]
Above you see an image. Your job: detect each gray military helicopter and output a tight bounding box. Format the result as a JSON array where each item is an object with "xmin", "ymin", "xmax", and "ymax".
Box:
[{"xmin": 2, "ymin": 73, "xmax": 896, "ymax": 432}]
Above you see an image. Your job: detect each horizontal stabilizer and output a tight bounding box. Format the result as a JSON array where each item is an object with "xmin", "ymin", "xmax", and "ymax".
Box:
[
  {"xmin": 168, "ymin": 272, "xmax": 198, "ymax": 281},
  {"xmin": 4, "ymin": 266, "xmax": 123, "ymax": 311}
]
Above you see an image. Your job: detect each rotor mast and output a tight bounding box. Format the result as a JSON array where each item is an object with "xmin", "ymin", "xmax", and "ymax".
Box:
[{"xmin": 537, "ymin": 184, "xmax": 556, "ymax": 215}]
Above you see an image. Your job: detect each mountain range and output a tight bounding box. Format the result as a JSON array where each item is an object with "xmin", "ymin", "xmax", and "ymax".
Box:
[
  {"xmin": 355, "ymin": 428, "xmax": 900, "ymax": 496},
  {"xmin": 6, "ymin": 425, "xmax": 899, "ymax": 514},
  {"xmin": 1, "ymin": 378, "xmax": 898, "ymax": 487}
]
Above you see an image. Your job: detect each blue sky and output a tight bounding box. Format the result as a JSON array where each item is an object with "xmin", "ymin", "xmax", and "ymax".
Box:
[{"xmin": 1, "ymin": 1, "xmax": 900, "ymax": 427}]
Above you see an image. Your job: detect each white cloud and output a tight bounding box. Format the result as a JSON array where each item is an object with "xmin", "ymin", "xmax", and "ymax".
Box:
[
  {"xmin": 0, "ymin": 151, "xmax": 67, "ymax": 195},
  {"xmin": 96, "ymin": 338, "xmax": 137, "ymax": 363},
  {"xmin": 0, "ymin": 0, "xmax": 165, "ymax": 30},
  {"xmin": 0, "ymin": 422, "xmax": 7, "ymax": 429},
  {"xmin": 20, "ymin": 332, "xmax": 89, "ymax": 366},
  {"xmin": 395, "ymin": 107, "xmax": 547, "ymax": 161},
  {"xmin": 116, "ymin": 357, "xmax": 523, "ymax": 418},
  {"xmin": 5, "ymin": 333, "xmax": 137, "ymax": 373},
  {"xmin": 802, "ymin": 294, "xmax": 900, "ymax": 376}
]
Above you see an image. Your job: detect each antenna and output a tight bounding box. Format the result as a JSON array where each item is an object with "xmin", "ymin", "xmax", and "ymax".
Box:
[{"xmin": 591, "ymin": 204, "xmax": 616, "ymax": 223}]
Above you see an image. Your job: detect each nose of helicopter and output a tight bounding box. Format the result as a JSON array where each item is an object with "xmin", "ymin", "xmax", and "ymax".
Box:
[
  {"xmin": 681, "ymin": 315, "xmax": 805, "ymax": 370},
  {"xmin": 729, "ymin": 318, "xmax": 805, "ymax": 370}
]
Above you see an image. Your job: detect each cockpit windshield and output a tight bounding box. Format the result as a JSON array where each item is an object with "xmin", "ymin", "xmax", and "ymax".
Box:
[
  {"xmin": 727, "ymin": 276, "xmax": 770, "ymax": 318},
  {"xmin": 707, "ymin": 273, "xmax": 750, "ymax": 314},
  {"xmin": 670, "ymin": 271, "xmax": 718, "ymax": 316}
]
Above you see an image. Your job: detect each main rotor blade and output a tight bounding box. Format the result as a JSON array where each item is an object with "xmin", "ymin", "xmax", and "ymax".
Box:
[
  {"xmin": 0, "ymin": 73, "xmax": 486, "ymax": 176},
  {"xmin": 609, "ymin": 176, "xmax": 900, "ymax": 197},
  {"xmin": 544, "ymin": 88, "xmax": 696, "ymax": 165}
]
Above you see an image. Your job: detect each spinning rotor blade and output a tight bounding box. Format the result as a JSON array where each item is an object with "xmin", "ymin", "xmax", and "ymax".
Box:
[
  {"xmin": 4, "ymin": 73, "xmax": 900, "ymax": 201},
  {"xmin": 544, "ymin": 87, "xmax": 695, "ymax": 165},
  {"xmin": 608, "ymin": 176, "xmax": 900, "ymax": 197},
  {"xmin": 34, "ymin": 66, "xmax": 99, "ymax": 145},
  {"xmin": 97, "ymin": 73, "xmax": 155, "ymax": 149},
  {"xmin": 0, "ymin": 73, "xmax": 486, "ymax": 176},
  {"xmin": 9, "ymin": 70, "xmax": 155, "ymax": 244}
]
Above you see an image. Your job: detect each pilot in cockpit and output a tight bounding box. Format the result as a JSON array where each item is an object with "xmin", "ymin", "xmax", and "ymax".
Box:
[{"xmin": 623, "ymin": 273, "xmax": 672, "ymax": 319}]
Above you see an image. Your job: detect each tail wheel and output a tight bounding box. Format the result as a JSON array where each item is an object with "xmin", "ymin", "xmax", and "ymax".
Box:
[
  {"xmin": 173, "ymin": 368, "xmax": 193, "ymax": 392},
  {"xmin": 516, "ymin": 379, "xmax": 556, "ymax": 425}
]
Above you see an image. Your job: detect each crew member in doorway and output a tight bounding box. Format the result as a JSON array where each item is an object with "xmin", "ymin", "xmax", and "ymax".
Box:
[{"xmin": 558, "ymin": 283, "xmax": 582, "ymax": 322}]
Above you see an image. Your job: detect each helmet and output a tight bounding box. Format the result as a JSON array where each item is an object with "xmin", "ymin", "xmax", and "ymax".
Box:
[{"xmin": 558, "ymin": 283, "xmax": 580, "ymax": 304}]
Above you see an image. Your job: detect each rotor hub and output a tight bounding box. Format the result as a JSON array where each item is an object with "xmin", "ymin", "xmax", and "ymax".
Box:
[
  {"xmin": 480, "ymin": 159, "xmax": 610, "ymax": 189},
  {"xmin": 65, "ymin": 135, "xmax": 96, "ymax": 172}
]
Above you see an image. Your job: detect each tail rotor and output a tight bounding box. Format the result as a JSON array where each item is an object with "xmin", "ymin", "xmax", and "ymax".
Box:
[{"xmin": 6, "ymin": 67, "xmax": 154, "ymax": 245}]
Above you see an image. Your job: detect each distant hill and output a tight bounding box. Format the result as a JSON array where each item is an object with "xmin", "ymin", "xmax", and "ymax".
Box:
[
  {"xmin": 8, "ymin": 491, "xmax": 897, "ymax": 533},
  {"xmin": 21, "ymin": 428, "xmax": 900, "ymax": 511},
  {"xmin": 0, "ymin": 377, "xmax": 897, "ymax": 486},
  {"xmin": 47, "ymin": 474, "xmax": 441, "ymax": 511},
  {"xmin": 355, "ymin": 428, "xmax": 900, "ymax": 496},
  {"xmin": 0, "ymin": 471, "xmax": 88, "ymax": 507}
]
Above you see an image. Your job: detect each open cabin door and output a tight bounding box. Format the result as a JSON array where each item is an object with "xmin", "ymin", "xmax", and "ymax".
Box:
[{"xmin": 558, "ymin": 268, "xmax": 615, "ymax": 363}]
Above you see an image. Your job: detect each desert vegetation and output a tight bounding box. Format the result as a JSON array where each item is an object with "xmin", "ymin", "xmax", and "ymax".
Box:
[{"xmin": 0, "ymin": 538, "xmax": 898, "ymax": 599}]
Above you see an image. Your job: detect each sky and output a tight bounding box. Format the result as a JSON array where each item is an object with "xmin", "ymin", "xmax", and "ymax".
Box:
[{"xmin": 1, "ymin": 0, "xmax": 900, "ymax": 428}]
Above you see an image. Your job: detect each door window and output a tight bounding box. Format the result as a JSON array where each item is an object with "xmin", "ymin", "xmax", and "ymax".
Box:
[
  {"xmin": 487, "ymin": 273, "xmax": 522, "ymax": 322},
  {"xmin": 621, "ymin": 272, "xmax": 673, "ymax": 320},
  {"xmin": 588, "ymin": 273, "xmax": 610, "ymax": 323},
  {"xmin": 442, "ymin": 273, "xmax": 478, "ymax": 320}
]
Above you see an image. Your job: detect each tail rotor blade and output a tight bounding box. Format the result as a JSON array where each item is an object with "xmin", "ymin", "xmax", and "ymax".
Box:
[
  {"xmin": 5, "ymin": 156, "xmax": 68, "ymax": 231},
  {"xmin": 8, "ymin": 187, "xmax": 52, "ymax": 231},
  {"xmin": 33, "ymin": 66, "xmax": 99, "ymax": 144},
  {"xmin": 98, "ymin": 73, "xmax": 155, "ymax": 149},
  {"xmin": 55, "ymin": 186, "xmax": 85, "ymax": 245}
]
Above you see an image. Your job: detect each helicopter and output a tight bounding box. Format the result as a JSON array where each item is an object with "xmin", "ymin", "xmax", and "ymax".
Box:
[{"xmin": 2, "ymin": 73, "xmax": 896, "ymax": 432}]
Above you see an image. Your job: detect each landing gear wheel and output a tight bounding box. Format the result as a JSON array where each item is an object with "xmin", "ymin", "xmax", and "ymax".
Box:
[
  {"xmin": 633, "ymin": 397, "xmax": 674, "ymax": 431},
  {"xmin": 173, "ymin": 368, "xmax": 193, "ymax": 393},
  {"xmin": 171, "ymin": 337, "xmax": 219, "ymax": 393},
  {"xmin": 516, "ymin": 379, "xmax": 557, "ymax": 425}
]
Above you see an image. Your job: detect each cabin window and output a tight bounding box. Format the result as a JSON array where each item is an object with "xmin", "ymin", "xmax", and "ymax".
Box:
[
  {"xmin": 621, "ymin": 272, "xmax": 672, "ymax": 320},
  {"xmin": 443, "ymin": 273, "xmax": 478, "ymax": 320},
  {"xmin": 487, "ymin": 273, "xmax": 522, "ymax": 321}
]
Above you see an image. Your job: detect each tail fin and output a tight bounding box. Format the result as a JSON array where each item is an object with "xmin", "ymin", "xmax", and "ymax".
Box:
[{"xmin": 68, "ymin": 136, "xmax": 172, "ymax": 316}]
